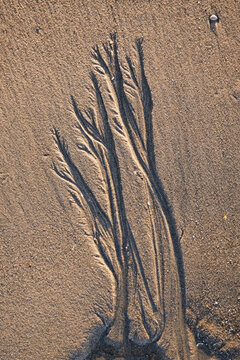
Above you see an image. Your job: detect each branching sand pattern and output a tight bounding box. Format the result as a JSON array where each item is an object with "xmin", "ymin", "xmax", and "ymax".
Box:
[{"xmin": 53, "ymin": 35, "xmax": 193, "ymax": 359}]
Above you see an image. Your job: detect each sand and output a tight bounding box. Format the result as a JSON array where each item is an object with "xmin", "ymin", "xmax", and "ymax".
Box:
[{"xmin": 0, "ymin": 1, "xmax": 239, "ymax": 359}]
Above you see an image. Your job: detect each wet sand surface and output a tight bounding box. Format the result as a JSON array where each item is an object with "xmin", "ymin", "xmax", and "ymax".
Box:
[{"xmin": 0, "ymin": 1, "xmax": 239, "ymax": 359}]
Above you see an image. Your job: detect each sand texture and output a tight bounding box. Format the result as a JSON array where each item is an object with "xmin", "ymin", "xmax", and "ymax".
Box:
[{"xmin": 0, "ymin": 1, "xmax": 239, "ymax": 360}]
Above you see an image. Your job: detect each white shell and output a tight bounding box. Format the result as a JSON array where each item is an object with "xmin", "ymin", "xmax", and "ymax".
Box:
[{"xmin": 210, "ymin": 14, "xmax": 218, "ymax": 22}]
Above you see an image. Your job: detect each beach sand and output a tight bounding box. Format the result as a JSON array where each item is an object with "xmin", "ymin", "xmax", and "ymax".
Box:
[{"xmin": 0, "ymin": 1, "xmax": 239, "ymax": 359}]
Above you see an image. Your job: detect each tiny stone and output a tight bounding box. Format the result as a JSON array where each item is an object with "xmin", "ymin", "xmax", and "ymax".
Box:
[{"xmin": 210, "ymin": 14, "xmax": 218, "ymax": 22}]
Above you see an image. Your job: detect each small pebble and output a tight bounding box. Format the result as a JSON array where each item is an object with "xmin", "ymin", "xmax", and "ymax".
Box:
[
  {"xmin": 209, "ymin": 14, "xmax": 219, "ymax": 30},
  {"xmin": 210, "ymin": 14, "xmax": 218, "ymax": 22}
]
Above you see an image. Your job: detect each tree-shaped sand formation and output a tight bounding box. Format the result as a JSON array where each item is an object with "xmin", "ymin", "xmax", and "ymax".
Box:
[{"xmin": 53, "ymin": 35, "xmax": 192, "ymax": 359}]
